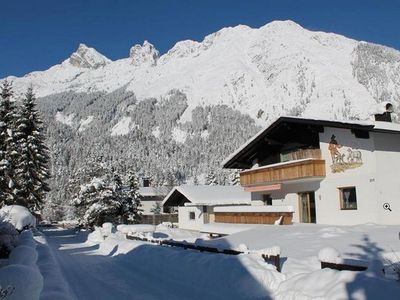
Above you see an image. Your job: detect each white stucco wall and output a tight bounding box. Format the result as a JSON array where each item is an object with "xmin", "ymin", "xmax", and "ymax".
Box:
[
  {"xmin": 141, "ymin": 200, "xmax": 159, "ymax": 215},
  {"xmin": 316, "ymin": 127, "xmax": 380, "ymax": 225},
  {"xmin": 251, "ymin": 181, "xmax": 321, "ymax": 223},
  {"xmin": 178, "ymin": 206, "xmax": 204, "ymax": 231},
  {"xmin": 373, "ymin": 132, "xmax": 400, "ymax": 224}
]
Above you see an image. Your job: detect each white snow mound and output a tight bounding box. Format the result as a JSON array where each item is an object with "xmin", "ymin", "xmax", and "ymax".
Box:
[
  {"xmin": 0, "ymin": 264, "xmax": 43, "ymax": 300},
  {"xmin": 318, "ymin": 247, "xmax": 343, "ymax": 264},
  {"xmin": 8, "ymin": 245, "xmax": 39, "ymax": 266},
  {"xmin": 0, "ymin": 205, "xmax": 36, "ymax": 231},
  {"xmin": 116, "ymin": 224, "xmax": 156, "ymax": 235}
]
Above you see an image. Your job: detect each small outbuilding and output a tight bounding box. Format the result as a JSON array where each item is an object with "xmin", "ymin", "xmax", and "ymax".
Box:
[
  {"xmin": 162, "ymin": 185, "xmax": 251, "ymax": 231},
  {"xmin": 139, "ymin": 186, "xmax": 172, "ymax": 215}
]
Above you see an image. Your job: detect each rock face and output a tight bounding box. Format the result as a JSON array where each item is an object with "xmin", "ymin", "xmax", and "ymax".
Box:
[
  {"xmin": 69, "ymin": 43, "xmax": 111, "ymax": 69},
  {"xmin": 129, "ymin": 41, "xmax": 159, "ymax": 66}
]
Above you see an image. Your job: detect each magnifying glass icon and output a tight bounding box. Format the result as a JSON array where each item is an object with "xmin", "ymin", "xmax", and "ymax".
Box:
[{"xmin": 383, "ymin": 203, "xmax": 392, "ymax": 212}]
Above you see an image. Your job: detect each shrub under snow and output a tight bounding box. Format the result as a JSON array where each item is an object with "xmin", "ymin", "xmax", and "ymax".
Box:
[
  {"xmin": 0, "ymin": 205, "xmax": 36, "ymax": 231},
  {"xmin": 0, "ymin": 219, "xmax": 18, "ymax": 257}
]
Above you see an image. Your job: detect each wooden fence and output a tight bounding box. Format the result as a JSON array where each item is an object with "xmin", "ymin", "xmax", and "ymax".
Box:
[
  {"xmin": 321, "ymin": 261, "xmax": 367, "ymax": 272},
  {"xmin": 214, "ymin": 212, "xmax": 293, "ymax": 225},
  {"xmin": 139, "ymin": 214, "xmax": 178, "ymax": 225},
  {"xmin": 127, "ymin": 235, "xmax": 281, "ymax": 271}
]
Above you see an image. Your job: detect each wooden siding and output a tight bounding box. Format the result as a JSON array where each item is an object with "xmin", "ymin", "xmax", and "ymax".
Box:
[
  {"xmin": 280, "ymin": 148, "xmax": 322, "ymax": 162},
  {"xmin": 240, "ymin": 159, "xmax": 326, "ymax": 186},
  {"xmin": 215, "ymin": 212, "xmax": 293, "ymax": 225}
]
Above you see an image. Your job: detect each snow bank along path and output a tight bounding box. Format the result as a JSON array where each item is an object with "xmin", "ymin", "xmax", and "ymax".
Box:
[{"xmin": 0, "ymin": 230, "xmax": 43, "ymax": 300}]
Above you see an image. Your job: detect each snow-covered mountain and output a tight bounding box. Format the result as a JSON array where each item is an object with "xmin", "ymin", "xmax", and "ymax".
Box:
[
  {"xmin": 6, "ymin": 20, "xmax": 400, "ymax": 125},
  {"xmin": 5, "ymin": 20, "xmax": 400, "ymax": 216}
]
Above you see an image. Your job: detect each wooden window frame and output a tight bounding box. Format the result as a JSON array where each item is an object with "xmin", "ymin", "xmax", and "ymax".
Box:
[
  {"xmin": 189, "ymin": 211, "xmax": 195, "ymax": 220},
  {"xmin": 338, "ymin": 186, "xmax": 358, "ymax": 210}
]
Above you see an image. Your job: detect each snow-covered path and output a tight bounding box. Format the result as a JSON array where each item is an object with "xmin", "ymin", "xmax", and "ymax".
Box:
[
  {"xmin": 42, "ymin": 229, "xmax": 274, "ymax": 300},
  {"xmin": 44, "ymin": 230, "xmax": 184, "ymax": 300}
]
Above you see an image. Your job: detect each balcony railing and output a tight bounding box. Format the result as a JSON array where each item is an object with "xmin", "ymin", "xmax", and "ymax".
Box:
[
  {"xmin": 280, "ymin": 148, "xmax": 322, "ymax": 162},
  {"xmin": 240, "ymin": 158, "xmax": 326, "ymax": 187}
]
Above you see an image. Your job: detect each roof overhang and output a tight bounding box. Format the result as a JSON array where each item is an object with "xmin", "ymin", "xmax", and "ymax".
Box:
[
  {"xmin": 222, "ymin": 116, "xmax": 375, "ymax": 169},
  {"xmin": 162, "ymin": 188, "xmax": 190, "ymax": 207}
]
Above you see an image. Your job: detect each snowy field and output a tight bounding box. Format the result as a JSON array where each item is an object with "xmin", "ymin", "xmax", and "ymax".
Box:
[{"xmin": 28, "ymin": 223, "xmax": 400, "ymax": 300}]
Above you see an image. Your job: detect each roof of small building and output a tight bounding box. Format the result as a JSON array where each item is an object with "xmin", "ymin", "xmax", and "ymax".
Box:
[
  {"xmin": 162, "ymin": 185, "xmax": 251, "ymax": 207},
  {"xmin": 139, "ymin": 186, "xmax": 172, "ymax": 197},
  {"xmin": 223, "ymin": 116, "xmax": 400, "ymax": 168}
]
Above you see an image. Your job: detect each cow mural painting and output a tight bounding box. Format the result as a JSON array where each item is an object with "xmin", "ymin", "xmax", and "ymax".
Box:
[{"xmin": 328, "ymin": 135, "xmax": 363, "ymax": 173}]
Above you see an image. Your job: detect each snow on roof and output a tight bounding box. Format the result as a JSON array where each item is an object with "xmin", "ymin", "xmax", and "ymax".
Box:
[
  {"xmin": 368, "ymin": 101, "xmax": 393, "ymax": 115},
  {"xmin": 222, "ymin": 115, "xmax": 400, "ymax": 168},
  {"xmin": 139, "ymin": 186, "xmax": 171, "ymax": 197},
  {"xmin": 214, "ymin": 205, "xmax": 294, "ymax": 213},
  {"xmin": 162, "ymin": 185, "xmax": 251, "ymax": 206}
]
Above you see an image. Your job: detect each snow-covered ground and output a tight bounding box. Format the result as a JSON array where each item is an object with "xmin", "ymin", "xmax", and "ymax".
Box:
[{"xmin": 33, "ymin": 223, "xmax": 400, "ymax": 300}]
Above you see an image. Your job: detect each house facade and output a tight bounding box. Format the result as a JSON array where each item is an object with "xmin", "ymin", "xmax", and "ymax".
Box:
[
  {"xmin": 223, "ymin": 113, "xmax": 400, "ymax": 225},
  {"xmin": 162, "ymin": 186, "xmax": 251, "ymax": 231}
]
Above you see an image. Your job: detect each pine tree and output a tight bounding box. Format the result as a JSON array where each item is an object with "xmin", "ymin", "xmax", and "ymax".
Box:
[
  {"xmin": 126, "ymin": 171, "xmax": 143, "ymax": 223},
  {"xmin": 14, "ymin": 87, "xmax": 50, "ymax": 211},
  {"xmin": 205, "ymin": 171, "xmax": 218, "ymax": 186},
  {"xmin": 150, "ymin": 201, "xmax": 162, "ymax": 215},
  {"xmin": 229, "ymin": 169, "xmax": 241, "ymax": 186},
  {"xmin": 0, "ymin": 80, "xmax": 19, "ymax": 207}
]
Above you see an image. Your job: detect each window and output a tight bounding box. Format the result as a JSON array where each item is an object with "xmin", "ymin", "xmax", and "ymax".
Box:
[
  {"xmin": 189, "ymin": 212, "xmax": 195, "ymax": 220},
  {"xmin": 339, "ymin": 187, "xmax": 357, "ymax": 210},
  {"xmin": 143, "ymin": 178, "xmax": 150, "ymax": 187},
  {"xmin": 262, "ymin": 194, "xmax": 272, "ymax": 206}
]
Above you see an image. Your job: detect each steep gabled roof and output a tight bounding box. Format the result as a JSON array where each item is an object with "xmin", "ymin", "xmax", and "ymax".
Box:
[
  {"xmin": 162, "ymin": 185, "xmax": 251, "ymax": 207},
  {"xmin": 223, "ymin": 116, "xmax": 400, "ymax": 169}
]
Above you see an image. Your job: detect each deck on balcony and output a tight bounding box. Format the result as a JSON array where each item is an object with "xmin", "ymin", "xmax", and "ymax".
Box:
[{"xmin": 240, "ymin": 158, "xmax": 326, "ymax": 187}]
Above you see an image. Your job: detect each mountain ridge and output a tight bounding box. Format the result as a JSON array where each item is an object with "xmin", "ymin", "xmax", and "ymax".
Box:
[{"xmin": 5, "ymin": 20, "xmax": 400, "ymax": 127}]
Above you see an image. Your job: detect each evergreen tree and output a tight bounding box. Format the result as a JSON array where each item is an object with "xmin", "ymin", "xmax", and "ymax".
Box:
[
  {"xmin": 126, "ymin": 171, "xmax": 143, "ymax": 223},
  {"xmin": 205, "ymin": 171, "xmax": 218, "ymax": 186},
  {"xmin": 0, "ymin": 80, "xmax": 19, "ymax": 207},
  {"xmin": 229, "ymin": 169, "xmax": 241, "ymax": 186},
  {"xmin": 72, "ymin": 167, "xmax": 144, "ymax": 227},
  {"xmin": 150, "ymin": 201, "xmax": 162, "ymax": 215},
  {"xmin": 14, "ymin": 87, "xmax": 50, "ymax": 210}
]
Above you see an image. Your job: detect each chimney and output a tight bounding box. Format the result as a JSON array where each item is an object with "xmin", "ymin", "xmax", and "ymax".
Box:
[{"xmin": 374, "ymin": 103, "xmax": 393, "ymax": 122}]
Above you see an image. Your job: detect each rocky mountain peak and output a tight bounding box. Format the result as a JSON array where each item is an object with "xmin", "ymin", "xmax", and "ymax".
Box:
[
  {"xmin": 69, "ymin": 43, "xmax": 111, "ymax": 69},
  {"xmin": 129, "ymin": 40, "xmax": 159, "ymax": 66}
]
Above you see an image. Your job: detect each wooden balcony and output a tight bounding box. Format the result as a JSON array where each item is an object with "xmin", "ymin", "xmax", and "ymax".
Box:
[{"xmin": 240, "ymin": 158, "xmax": 326, "ymax": 187}]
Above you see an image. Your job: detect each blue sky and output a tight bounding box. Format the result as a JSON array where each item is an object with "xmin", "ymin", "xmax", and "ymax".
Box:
[{"xmin": 1, "ymin": 0, "xmax": 399, "ymax": 78}]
